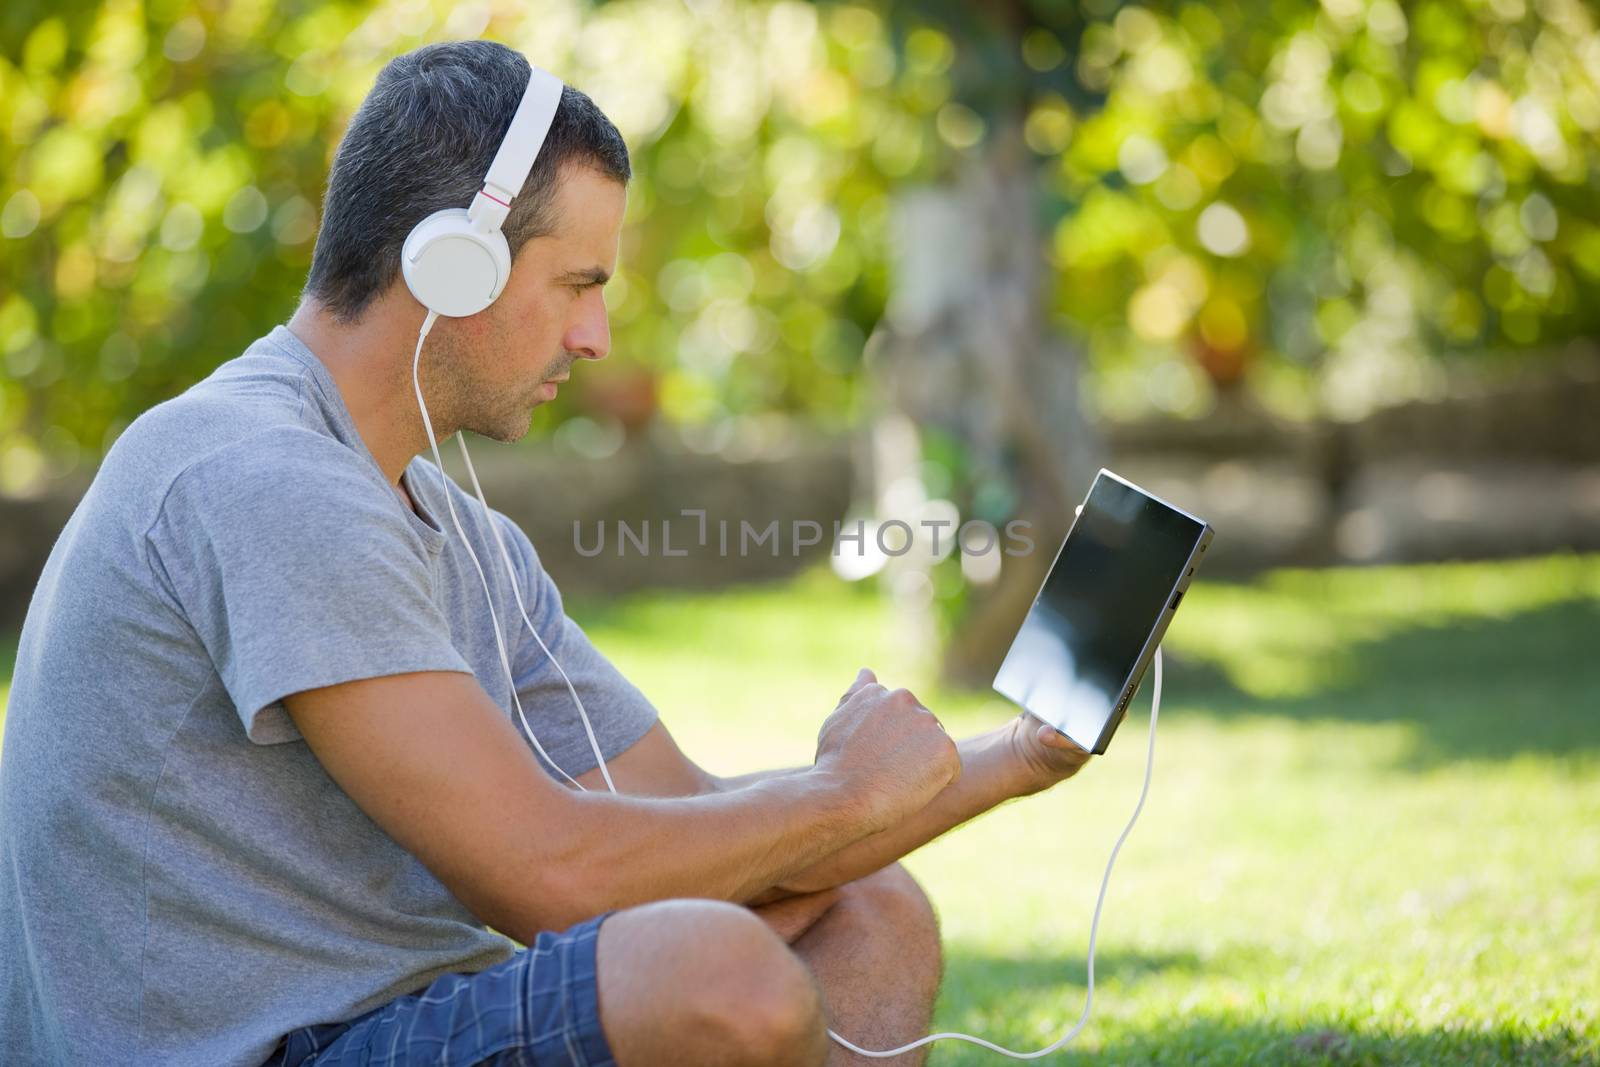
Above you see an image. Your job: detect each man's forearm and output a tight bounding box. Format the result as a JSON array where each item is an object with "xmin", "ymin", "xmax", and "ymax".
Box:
[
  {"xmin": 736, "ymin": 719, "xmax": 1038, "ymax": 901},
  {"xmin": 528, "ymin": 766, "xmax": 874, "ymax": 934},
  {"xmin": 711, "ymin": 765, "xmax": 805, "ymax": 792}
]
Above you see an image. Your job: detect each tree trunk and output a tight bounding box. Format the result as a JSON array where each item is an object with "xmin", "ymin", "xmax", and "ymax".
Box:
[{"xmin": 865, "ymin": 119, "xmax": 1102, "ymax": 688}]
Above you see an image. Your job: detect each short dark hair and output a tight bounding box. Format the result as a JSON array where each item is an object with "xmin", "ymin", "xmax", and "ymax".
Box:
[{"xmin": 303, "ymin": 40, "xmax": 631, "ymax": 323}]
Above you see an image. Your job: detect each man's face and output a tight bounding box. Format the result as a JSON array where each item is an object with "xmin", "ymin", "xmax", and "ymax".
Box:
[{"xmin": 429, "ymin": 163, "xmax": 625, "ymax": 443}]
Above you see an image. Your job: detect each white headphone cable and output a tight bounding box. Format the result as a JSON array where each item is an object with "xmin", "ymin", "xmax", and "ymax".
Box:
[
  {"xmin": 410, "ymin": 311, "xmax": 613, "ymax": 792},
  {"xmin": 453, "ymin": 427, "xmax": 616, "ymax": 793},
  {"xmin": 827, "ymin": 647, "xmax": 1163, "ymax": 1060}
]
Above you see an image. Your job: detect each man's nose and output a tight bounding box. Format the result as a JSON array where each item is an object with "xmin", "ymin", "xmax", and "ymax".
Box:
[{"xmin": 563, "ymin": 289, "xmax": 611, "ymax": 362}]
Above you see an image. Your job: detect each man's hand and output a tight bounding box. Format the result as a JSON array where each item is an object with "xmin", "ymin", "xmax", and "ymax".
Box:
[
  {"xmin": 1007, "ymin": 714, "xmax": 1092, "ymax": 795},
  {"xmin": 833, "ymin": 669, "xmax": 1087, "ymax": 798},
  {"xmin": 748, "ymin": 886, "xmax": 842, "ymax": 944},
  {"xmin": 814, "ymin": 668, "xmax": 961, "ymax": 836}
]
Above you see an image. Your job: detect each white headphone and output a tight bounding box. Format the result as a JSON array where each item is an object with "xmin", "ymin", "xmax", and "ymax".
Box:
[{"xmin": 401, "ymin": 64, "xmax": 564, "ymax": 317}]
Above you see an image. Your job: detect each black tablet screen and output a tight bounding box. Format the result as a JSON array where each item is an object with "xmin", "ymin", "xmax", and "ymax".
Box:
[{"xmin": 992, "ymin": 473, "xmax": 1205, "ymax": 751}]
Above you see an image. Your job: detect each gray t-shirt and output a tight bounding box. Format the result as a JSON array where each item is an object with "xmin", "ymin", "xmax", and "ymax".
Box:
[{"xmin": 0, "ymin": 324, "xmax": 658, "ymax": 1066}]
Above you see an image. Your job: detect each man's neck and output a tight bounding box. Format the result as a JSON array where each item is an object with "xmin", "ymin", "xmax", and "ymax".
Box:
[{"xmin": 286, "ymin": 295, "xmax": 432, "ymax": 490}]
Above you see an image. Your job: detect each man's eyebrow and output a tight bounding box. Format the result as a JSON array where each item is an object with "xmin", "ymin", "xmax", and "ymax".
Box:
[{"xmin": 557, "ymin": 267, "xmax": 612, "ymax": 286}]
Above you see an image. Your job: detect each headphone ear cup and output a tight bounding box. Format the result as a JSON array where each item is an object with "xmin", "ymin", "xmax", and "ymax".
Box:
[{"xmin": 401, "ymin": 208, "xmax": 512, "ymax": 318}]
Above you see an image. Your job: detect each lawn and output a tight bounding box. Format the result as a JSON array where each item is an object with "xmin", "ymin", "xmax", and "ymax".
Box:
[
  {"xmin": 572, "ymin": 555, "xmax": 1600, "ymax": 1066},
  {"xmin": 2, "ymin": 554, "xmax": 1596, "ymax": 1064}
]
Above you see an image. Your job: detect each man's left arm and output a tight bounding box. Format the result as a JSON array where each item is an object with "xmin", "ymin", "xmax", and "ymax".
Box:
[
  {"xmin": 574, "ymin": 697, "xmax": 1088, "ymax": 902},
  {"xmin": 750, "ymin": 711, "xmax": 1085, "ymax": 899}
]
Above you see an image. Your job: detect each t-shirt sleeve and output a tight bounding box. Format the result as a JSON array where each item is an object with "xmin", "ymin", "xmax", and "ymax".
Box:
[
  {"xmin": 492, "ymin": 511, "xmax": 659, "ymax": 780},
  {"xmin": 145, "ymin": 431, "xmax": 474, "ymax": 745}
]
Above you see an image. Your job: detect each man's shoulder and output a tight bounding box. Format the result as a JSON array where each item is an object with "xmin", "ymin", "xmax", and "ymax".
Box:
[
  {"xmin": 157, "ymin": 424, "xmax": 384, "ymax": 519},
  {"xmin": 107, "ymin": 347, "xmax": 316, "ymax": 484}
]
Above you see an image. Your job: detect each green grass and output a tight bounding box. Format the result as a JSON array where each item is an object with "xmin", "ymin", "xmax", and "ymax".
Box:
[
  {"xmin": 570, "ymin": 556, "xmax": 1600, "ymax": 1065},
  {"xmin": 3, "ymin": 556, "xmax": 1596, "ymax": 1063}
]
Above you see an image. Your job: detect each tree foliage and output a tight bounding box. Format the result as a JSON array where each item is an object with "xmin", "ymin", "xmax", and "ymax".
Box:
[{"xmin": 2, "ymin": 0, "xmax": 1598, "ymax": 494}]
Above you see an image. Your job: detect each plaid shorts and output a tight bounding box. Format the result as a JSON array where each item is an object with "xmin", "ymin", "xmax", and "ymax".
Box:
[{"xmin": 267, "ymin": 911, "xmax": 617, "ymax": 1067}]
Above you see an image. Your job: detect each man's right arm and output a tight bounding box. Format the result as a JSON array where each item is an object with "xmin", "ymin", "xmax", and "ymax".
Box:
[{"xmin": 284, "ymin": 669, "xmax": 957, "ymax": 944}]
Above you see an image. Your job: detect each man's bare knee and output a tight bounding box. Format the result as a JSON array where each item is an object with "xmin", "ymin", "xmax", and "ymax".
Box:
[
  {"xmin": 596, "ymin": 899, "xmax": 829, "ymax": 1067},
  {"xmin": 829, "ymin": 864, "xmax": 943, "ymax": 992},
  {"xmin": 845, "ymin": 864, "xmax": 939, "ymax": 930}
]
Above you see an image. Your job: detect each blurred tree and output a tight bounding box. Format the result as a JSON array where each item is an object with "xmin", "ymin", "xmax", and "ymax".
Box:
[
  {"xmin": 833, "ymin": 0, "xmax": 1600, "ymax": 681},
  {"xmin": 1045, "ymin": 0, "xmax": 1600, "ymax": 427},
  {"xmin": 854, "ymin": 2, "xmax": 1104, "ymax": 684},
  {"xmin": 1, "ymin": 1, "xmax": 381, "ymax": 492}
]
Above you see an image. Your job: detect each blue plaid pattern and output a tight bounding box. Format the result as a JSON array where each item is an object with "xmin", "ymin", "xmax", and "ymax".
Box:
[{"xmin": 266, "ymin": 911, "xmax": 618, "ymax": 1067}]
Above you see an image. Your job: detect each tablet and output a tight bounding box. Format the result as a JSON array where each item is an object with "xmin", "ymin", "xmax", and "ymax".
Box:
[{"xmin": 992, "ymin": 469, "xmax": 1213, "ymax": 755}]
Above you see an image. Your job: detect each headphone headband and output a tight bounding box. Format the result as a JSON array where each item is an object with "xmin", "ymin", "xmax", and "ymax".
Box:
[
  {"xmin": 466, "ymin": 65, "xmax": 564, "ymax": 235},
  {"xmin": 488, "ymin": 66, "xmax": 564, "ymax": 199}
]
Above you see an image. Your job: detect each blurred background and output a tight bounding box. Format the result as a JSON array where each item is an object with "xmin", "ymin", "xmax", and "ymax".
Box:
[{"xmin": 2, "ymin": 1, "xmax": 1597, "ymax": 1062}]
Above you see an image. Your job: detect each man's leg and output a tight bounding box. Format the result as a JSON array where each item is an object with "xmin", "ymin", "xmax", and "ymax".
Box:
[
  {"xmin": 269, "ymin": 902, "xmax": 828, "ymax": 1067},
  {"xmin": 591, "ymin": 865, "xmax": 942, "ymax": 1067},
  {"xmin": 788, "ymin": 863, "xmax": 944, "ymax": 1067},
  {"xmin": 595, "ymin": 898, "xmax": 832, "ymax": 1067}
]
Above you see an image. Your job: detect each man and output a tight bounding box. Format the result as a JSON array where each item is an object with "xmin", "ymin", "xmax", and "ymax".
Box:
[{"xmin": 0, "ymin": 40, "xmax": 1090, "ymax": 1067}]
